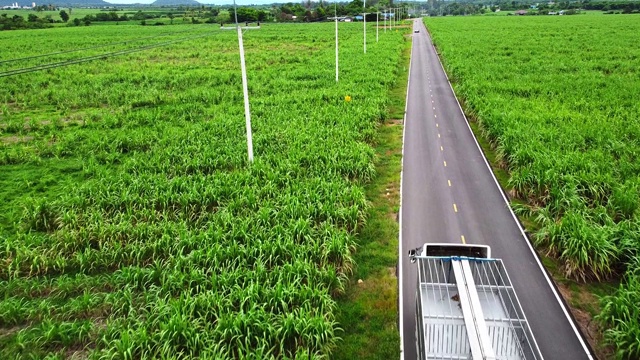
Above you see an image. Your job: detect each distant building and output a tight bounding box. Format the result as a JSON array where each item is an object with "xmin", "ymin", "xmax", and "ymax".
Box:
[
  {"xmin": 515, "ymin": 10, "xmax": 528, "ymax": 15},
  {"xmin": 2, "ymin": 2, "xmax": 21, "ymax": 9},
  {"xmin": 328, "ymin": 16, "xmax": 354, "ymax": 22}
]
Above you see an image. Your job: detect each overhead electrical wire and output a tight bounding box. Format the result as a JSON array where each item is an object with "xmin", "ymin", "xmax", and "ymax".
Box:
[
  {"xmin": 0, "ymin": 30, "xmax": 217, "ymax": 78},
  {"xmin": 0, "ymin": 27, "xmax": 202, "ymax": 66}
]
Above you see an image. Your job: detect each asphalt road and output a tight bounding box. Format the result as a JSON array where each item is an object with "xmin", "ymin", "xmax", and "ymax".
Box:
[{"xmin": 399, "ymin": 19, "xmax": 594, "ymax": 360}]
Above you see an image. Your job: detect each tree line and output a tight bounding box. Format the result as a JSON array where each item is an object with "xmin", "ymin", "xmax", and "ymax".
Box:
[{"xmin": 1, "ymin": 13, "xmax": 53, "ymax": 30}]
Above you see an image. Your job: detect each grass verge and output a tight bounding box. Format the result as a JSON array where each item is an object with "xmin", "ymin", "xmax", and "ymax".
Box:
[{"xmin": 332, "ymin": 32, "xmax": 411, "ymax": 360}]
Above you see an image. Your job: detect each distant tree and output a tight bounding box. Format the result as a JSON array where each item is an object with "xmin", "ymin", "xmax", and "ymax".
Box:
[
  {"xmin": 132, "ymin": 11, "xmax": 147, "ymax": 20},
  {"xmin": 214, "ymin": 13, "xmax": 230, "ymax": 24},
  {"xmin": 72, "ymin": 17, "xmax": 81, "ymax": 26},
  {"xmin": 236, "ymin": 7, "xmax": 258, "ymax": 22},
  {"xmin": 343, "ymin": 0, "xmax": 367, "ymax": 15},
  {"xmin": 280, "ymin": 4, "xmax": 292, "ymax": 14},
  {"xmin": 168, "ymin": 12, "xmax": 174, "ymax": 24},
  {"xmin": 59, "ymin": 10, "xmax": 69, "ymax": 23},
  {"xmin": 28, "ymin": 14, "xmax": 39, "ymax": 22}
]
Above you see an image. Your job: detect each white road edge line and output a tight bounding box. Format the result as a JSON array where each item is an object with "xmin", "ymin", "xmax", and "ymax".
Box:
[
  {"xmin": 423, "ymin": 19, "xmax": 594, "ymax": 360},
  {"xmin": 398, "ymin": 19, "xmax": 415, "ymax": 360}
]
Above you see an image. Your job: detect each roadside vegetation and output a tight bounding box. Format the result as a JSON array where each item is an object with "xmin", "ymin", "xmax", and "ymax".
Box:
[
  {"xmin": 0, "ymin": 22, "xmax": 404, "ymax": 358},
  {"xmin": 424, "ymin": 15, "xmax": 640, "ymax": 359},
  {"xmin": 420, "ymin": 0, "xmax": 640, "ymax": 16},
  {"xmin": 334, "ymin": 24, "xmax": 410, "ymax": 359}
]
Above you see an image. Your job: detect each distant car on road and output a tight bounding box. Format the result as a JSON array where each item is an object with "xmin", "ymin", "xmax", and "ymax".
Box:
[{"xmin": 414, "ymin": 29, "xmax": 420, "ymax": 33}]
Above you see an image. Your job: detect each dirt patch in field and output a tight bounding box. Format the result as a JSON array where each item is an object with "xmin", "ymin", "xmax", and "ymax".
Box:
[
  {"xmin": 1, "ymin": 135, "xmax": 34, "ymax": 145},
  {"xmin": 66, "ymin": 346, "xmax": 90, "ymax": 360},
  {"xmin": 0, "ymin": 324, "xmax": 28, "ymax": 338},
  {"xmin": 40, "ymin": 118, "xmax": 85, "ymax": 127}
]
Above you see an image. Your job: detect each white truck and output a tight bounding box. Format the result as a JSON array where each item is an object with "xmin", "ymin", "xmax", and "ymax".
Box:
[{"xmin": 408, "ymin": 243, "xmax": 543, "ymax": 360}]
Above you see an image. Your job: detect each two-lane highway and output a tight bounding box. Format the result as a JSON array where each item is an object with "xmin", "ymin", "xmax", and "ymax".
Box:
[{"xmin": 399, "ymin": 19, "xmax": 594, "ymax": 360}]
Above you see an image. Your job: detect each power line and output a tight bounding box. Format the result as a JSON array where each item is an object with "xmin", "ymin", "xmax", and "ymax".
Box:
[
  {"xmin": 0, "ymin": 27, "xmax": 202, "ymax": 66},
  {"xmin": 0, "ymin": 30, "xmax": 217, "ymax": 78}
]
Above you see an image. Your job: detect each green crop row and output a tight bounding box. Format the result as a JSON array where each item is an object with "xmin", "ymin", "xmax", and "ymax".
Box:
[
  {"xmin": 423, "ymin": 15, "xmax": 640, "ymax": 359},
  {"xmin": 0, "ymin": 23, "xmax": 405, "ymax": 358}
]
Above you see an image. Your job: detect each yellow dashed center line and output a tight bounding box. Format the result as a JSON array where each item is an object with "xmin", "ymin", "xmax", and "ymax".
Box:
[
  {"xmin": 461, "ymin": 235, "xmax": 466, "ymax": 244},
  {"xmin": 440, "ymin": 146, "xmax": 443, "ymax": 151},
  {"xmin": 436, "ymin": 123, "xmax": 439, "ymax": 127},
  {"xmin": 453, "ymin": 203, "xmax": 458, "ymax": 213},
  {"xmin": 443, "ymin": 161, "xmax": 447, "ymax": 167},
  {"xmin": 448, "ymin": 180, "xmax": 451, "ymax": 187},
  {"xmin": 438, "ymin": 134, "xmax": 441, "ymax": 138}
]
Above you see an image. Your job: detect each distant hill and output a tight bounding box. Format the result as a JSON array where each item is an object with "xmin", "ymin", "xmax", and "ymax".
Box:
[
  {"xmin": 151, "ymin": 0, "xmax": 200, "ymax": 5},
  {"xmin": 0, "ymin": 0, "xmax": 110, "ymax": 6}
]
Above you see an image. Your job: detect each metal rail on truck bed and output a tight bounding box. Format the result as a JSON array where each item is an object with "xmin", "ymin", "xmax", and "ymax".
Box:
[{"xmin": 409, "ymin": 244, "xmax": 543, "ymax": 360}]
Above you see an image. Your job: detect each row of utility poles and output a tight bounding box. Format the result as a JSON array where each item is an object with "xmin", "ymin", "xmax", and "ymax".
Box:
[
  {"xmin": 228, "ymin": 0, "xmax": 407, "ymax": 163},
  {"xmin": 365, "ymin": 6, "xmax": 406, "ymax": 54}
]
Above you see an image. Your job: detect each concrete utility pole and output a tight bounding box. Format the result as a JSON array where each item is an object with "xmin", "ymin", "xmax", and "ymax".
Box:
[
  {"xmin": 363, "ymin": 0, "xmax": 366, "ymax": 54},
  {"xmin": 335, "ymin": 3, "xmax": 339, "ymax": 82},
  {"xmin": 394, "ymin": 7, "xmax": 397, "ymax": 28},
  {"xmin": 224, "ymin": 0, "xmax": 258, "ymax": 163}
]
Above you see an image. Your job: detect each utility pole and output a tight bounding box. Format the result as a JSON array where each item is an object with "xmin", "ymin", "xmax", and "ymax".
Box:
[
  {"xmin": 236, "ymin": 1, "xmax": 253, "ymax": 162},
  {"xmin": 363, "ymin": 0, "xmax": 366, "ymax": 54},
  {"xmin": 376, "ymin": 10, "xmax": 379, "ymax": 42},
  {"xmin": 335, "ymin": 2, "xmax": 338, "ymax": 82},
  {"xmin": 220, "ymin": 0, "xmax": 260, "ymax": 163},
  {"xmin": 393, "ymin": 7, "xmax": 396, "ymax": 28}
]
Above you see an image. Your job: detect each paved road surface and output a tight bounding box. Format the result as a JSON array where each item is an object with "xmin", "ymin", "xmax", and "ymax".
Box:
[{"xmin": 399, "ymin": 19, "xmax": 594, "ymax": 360}]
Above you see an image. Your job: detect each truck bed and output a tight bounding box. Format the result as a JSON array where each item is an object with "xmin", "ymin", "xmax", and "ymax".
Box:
[{"xmin": 415, "ymin": 256, "xmax": 542, "ymax": 360}]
